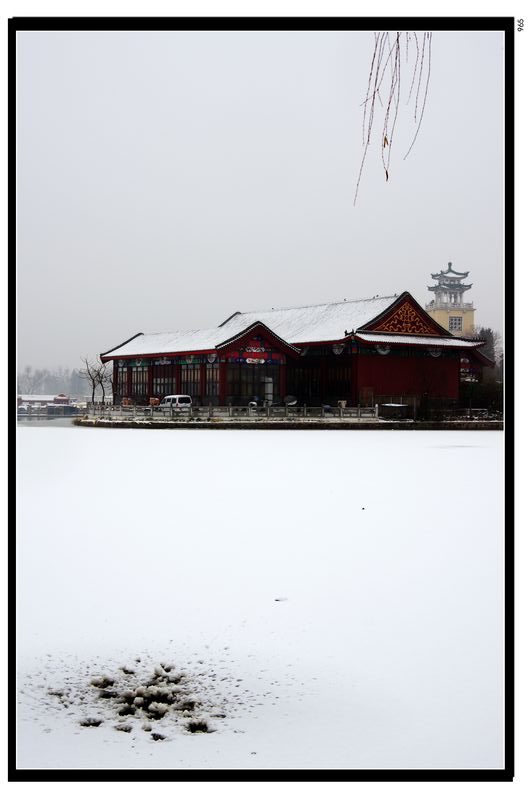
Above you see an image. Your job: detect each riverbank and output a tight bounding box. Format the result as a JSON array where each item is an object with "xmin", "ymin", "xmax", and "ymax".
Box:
[{"xmin": 74, "ymin": 418, "xmax": 503, "ymax": 431}]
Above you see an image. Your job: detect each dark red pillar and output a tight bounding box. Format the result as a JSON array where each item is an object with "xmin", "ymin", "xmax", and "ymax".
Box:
[
  {"xmin": 351, "ymin": 352, "xmax": 358, "ymax": 405},
  {"xmin": 320, "ymin": 357, "xmax": 327, "ymax": 404},
  {"xmin": 147, "ymin": 363, "xmax": 153, "ymax": 399},
  {"xmin": 199, "ymin": 363, "xmax": 206, "ymax": 404},
  {"xmin": 279, "ymin": 363, "xmax": 286, "ymax": 400},
  {"xmin": 219, "ymin": 361, "xmax": 227, "ymax": 405}
]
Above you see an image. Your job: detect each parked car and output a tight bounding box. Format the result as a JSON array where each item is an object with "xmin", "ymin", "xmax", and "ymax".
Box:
[{"xmin": 159, "ymin": 395, "xmax": 193, "ymax": 410}]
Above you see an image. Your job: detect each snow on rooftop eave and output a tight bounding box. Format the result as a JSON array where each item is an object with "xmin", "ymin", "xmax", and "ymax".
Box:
[
  {"xmin": 216, "ymin": 320, "xmax": 301, "ymax": 353},
  {"xmin": 100, "ymin": 332, "xmax": 145, "ymax": 361},
  {"xmin": 355, "ymin": 332, "xmax": 486, "ymax": 348}
]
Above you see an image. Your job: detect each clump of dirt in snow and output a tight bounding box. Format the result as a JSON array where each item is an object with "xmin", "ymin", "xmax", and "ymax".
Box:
[
  {"xmin": 186, "ymin": 719, "xmax": 210, "ymax": 734},
  {"xmin": 37, "ymin": 656, "xmax": 232, "ymax": 741},
  {"xmin": 114, "ymin": 723, "xmax": 132, "ymax": 733},
  {"xmin": 90, "ymin": 676, "xmax": 115, "ymax": 689},
  {"xmin": 79, "ymin": 717, "xmax": 103, "ymax": 727}
]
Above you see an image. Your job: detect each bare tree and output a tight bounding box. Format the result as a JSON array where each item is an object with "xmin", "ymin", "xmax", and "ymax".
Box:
[
  {"xmin": 98, "ymin": 362, "xmax": 113, "ymax": 404},
  {"xmin": 79, "ymin": 357, "xmax": 111, "ymax": 404},
  {"xmin": 17, "ymin": 366, "xmax": 49, "ymax": 395}
]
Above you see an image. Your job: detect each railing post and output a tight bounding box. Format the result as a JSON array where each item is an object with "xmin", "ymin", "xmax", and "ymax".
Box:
[
  {"xmin": 267, "ymin": 405, "xmax": 270, "ymax": 418},
  {"xmin": 229, "ymin": 404, "xmax": 232, "ymax": 417},
  {"xmin": 375, "ymin": 403, "xmax": 379, "ymax": 419}
]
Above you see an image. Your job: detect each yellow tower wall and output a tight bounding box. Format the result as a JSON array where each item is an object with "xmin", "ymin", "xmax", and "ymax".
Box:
[{"xmin": 427, "ymin": 308, "xmax": 475, "ymax": 336}]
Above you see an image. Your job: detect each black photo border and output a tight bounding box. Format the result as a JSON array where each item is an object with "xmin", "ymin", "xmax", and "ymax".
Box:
[{"xmin": 8, "ymin": 14, "xmax": 515, "ymax": 783}]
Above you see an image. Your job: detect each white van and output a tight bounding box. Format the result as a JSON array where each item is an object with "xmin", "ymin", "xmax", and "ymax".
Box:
[{"xmin": 160, "ymin": 395, "xmax": 192, "ymax": 410}]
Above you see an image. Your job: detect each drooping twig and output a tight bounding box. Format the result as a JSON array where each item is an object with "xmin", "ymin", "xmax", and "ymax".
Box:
[
  {"xmin": 404, "ymin": 32, "xmax": 432, "ymax": 160},
  {"xmin": 354, "ymin": 30, "xmax": 432, "ymax": 206}
]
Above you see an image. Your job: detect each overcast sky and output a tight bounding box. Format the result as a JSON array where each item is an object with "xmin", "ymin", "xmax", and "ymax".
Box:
[{"xmin": 16, "ymin": 27, "xmax": 504, "ymax": 369}]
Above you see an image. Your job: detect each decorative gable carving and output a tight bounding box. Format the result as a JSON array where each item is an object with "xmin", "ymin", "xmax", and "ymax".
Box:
[{"xmin": 372, "ymin": 301, "xmax": 439, "ymax": 335}]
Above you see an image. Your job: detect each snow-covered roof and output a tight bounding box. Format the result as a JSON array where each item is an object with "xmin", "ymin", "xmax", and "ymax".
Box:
[
  {"xmin": 18, "ymin": 395, "xmax": 57, "ymax": 402},
  {"xmin": 102, "ymin": 295, "xmax": 400, "ymax": 358},
  {"xmin": 218, "ymin": 296, "xmax": 398, "ymax": 343},
  {"xmin": 103, "ymin": 327, "xmax": 227, "ymax": 358},
  {"xmin": 355, "ymin": 333, "xmax": 484, "ymax": 348}
]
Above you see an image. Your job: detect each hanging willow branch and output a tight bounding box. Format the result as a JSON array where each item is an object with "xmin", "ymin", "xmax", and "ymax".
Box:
[{"xmin": 354, "ymin": 31, "xmax": 432, "ymax": 206}]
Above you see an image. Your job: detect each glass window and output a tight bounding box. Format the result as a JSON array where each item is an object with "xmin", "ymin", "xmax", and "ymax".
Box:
[
  {"xmin": 327, "ymin": 365, "xmax": 352, "ymax": 399},
  {"xmin": 131, "ymin": 366, "xmax": 148, "ymax": 400},
  {"xmin": 181, "ymin": 364, "xmax": 200, "ymax": 398},
  {"xmin": 449, "ymin": 316, "xmax": 463, "ymax": 332},
  {"xmin": 152, "ymin": 364, "xmax": 176, "ymax": 397},
  {"xmin": 206, "ymin": 364, "xmax": 219, "ymax": 397},
  {"xmin": 117, "ymin": 366, "xmax": 128, "ymax": 397},
  {"xmin": 226, "ymin": 364, "xmax": 279, "ymax": 403},
  {"xmin": 287, "ymin": 364, "xmax": 320, "ymax": 403}
]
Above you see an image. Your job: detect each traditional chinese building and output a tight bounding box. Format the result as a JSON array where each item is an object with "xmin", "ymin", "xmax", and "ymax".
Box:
[
  {"xmin": 425, "ymin": 262, "xmax": 476, "ymax": 335},
  {"xmin": 100, "ymin": 291, "xmax": 491, "ymax": 407}
]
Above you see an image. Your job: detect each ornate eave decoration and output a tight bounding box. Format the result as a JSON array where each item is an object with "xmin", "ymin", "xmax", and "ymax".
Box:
[{"xmin": 372, "ymin": 300, "xmax": 439, "ymax": 335}]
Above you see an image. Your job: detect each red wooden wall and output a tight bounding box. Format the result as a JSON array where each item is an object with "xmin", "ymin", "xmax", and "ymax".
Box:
[{"xmin": 356, "ymin": 353, "xmax": 460, "ymax": 399}]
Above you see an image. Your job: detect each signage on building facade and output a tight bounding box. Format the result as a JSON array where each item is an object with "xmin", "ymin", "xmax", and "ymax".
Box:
[{"xmin": 225, "ymin": 335, "xmax": 285, "ymax": 365}]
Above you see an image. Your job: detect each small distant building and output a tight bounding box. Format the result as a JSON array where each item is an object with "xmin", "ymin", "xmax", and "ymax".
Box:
[
  {"xmin": 17, "ymin": 394, "xmax": 70, "ymax": 407},
  {"xmin": 17, "ymin": 393, "xmax": 81, "ymax": 417},
  {"xmin": 425, "ymin": 262, "xmax": 475, "ymax": 336}
]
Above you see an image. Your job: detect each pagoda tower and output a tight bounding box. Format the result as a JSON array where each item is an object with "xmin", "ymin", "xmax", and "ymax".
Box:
[{"xmin": 425, "ymin": 262, "xmax": 475, "ymax": 335}]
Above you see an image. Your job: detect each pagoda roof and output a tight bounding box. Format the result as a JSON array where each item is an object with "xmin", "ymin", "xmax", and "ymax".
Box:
[
  {"xmin": 431, "ymin": 262, "xmax": 469, "ymax": 279},
  {"xmin": 428, "ymin": 282, "xmax": 472, "ymax": 292}
]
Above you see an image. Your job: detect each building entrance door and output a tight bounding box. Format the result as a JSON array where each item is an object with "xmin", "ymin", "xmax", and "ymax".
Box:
[
  {"xmin": 226, "ymin": 363, "xmax": 280, "ymax": 405},
  {"xmin": 261, "ymin": 375, "xmax": 274, "ymax": 405}
]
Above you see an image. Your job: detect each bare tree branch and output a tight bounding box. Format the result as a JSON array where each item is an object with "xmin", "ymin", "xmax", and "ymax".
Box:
[{"xmin": 354, "ymin": 30, "xmax": 432, "ymax": 205}]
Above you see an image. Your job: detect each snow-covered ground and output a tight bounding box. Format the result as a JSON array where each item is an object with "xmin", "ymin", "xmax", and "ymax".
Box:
[{"xmin": 16, "ymin": 426, "xmax": 504, "ymax": 771}]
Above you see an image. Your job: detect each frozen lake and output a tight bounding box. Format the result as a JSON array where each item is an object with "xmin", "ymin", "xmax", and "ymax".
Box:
[{"xmin": 16, "ymin": 426, "xmax": 505, "ymax": 771}]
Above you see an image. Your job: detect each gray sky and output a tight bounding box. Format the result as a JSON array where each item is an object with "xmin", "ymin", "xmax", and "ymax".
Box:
[{"xmin": 16, "ymin": 29, "xmax": 504, "ymax": 369}]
